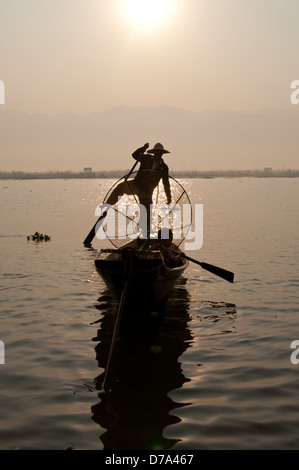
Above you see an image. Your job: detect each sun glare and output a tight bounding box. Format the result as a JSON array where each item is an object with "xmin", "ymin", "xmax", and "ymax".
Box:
[{"xmin": 123, "ymin": 0, "xmax": 174, "ymax": 30}]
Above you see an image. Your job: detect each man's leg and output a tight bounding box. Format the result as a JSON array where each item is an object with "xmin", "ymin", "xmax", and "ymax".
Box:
[
  {"xmin": 105, "ymin": 180, "xmax": 139, "ymax": 206},
  {"xmin": 139, "ymin": 196, "xmax": 153, "ymax": 238}
]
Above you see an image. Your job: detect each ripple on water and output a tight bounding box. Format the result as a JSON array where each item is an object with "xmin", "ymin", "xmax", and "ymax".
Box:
[{"xmin": 1, "ymin": 178, "xmax": 299, "ymax": 449}]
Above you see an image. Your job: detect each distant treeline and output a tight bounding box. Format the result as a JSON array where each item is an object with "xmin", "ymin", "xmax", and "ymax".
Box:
[
  {"xmin": 0, "ymin": 169, "xmax": 299, "ymax": 180},
  {"xmin": 0, "ymin": 170, "xmax": 123, "ymax": 180}
]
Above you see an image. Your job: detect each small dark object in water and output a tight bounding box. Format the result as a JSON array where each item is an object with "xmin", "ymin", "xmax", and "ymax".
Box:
[{"xmin": 26, "ymin": 231, "xmax": 51, "ymax": 242}]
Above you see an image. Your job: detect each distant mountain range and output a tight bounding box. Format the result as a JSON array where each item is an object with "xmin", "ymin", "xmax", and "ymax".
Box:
[{"xmin": 1, "ymin": 106, "xmax": 299, "ymax": 171}]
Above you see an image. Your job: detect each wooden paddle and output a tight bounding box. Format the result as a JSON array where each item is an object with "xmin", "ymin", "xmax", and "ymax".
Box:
[
  {"xmin": 83, "ymin": 143, "xmax": 149, "ymax": 246},
  {"xmin": 83, "ymin": 163, "xmax": 137, "ymax": 245},
  {"xmin": 181, "ymin": 253, "xmax": 234, "ymax": 283},
  {"xmin": 83, "ymin": 210, "xmax": 107, "ymax": 246},
  {"xmin": 124, "ymin": 142, "xmax": 148, "ymax": 179}
]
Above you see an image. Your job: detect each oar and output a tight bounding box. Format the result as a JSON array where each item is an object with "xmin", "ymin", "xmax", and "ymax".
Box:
[
  {"xmin": 123, "ymin": 142, "xmax": 149, "ymax": 180},
  {"xmin": 83, "ymin": 211, "xmax": 107, "ymax": 246},
  {"xmin": 181, "ymin": 253, "xmax": 234, "ymax": 283},
  {"xmin": 125, "ymin": 159, "xmax": 138, "ymax": 179},
  {"xmin": 83, "ymin": 144, "xmax": 148, "ymax": 246}
]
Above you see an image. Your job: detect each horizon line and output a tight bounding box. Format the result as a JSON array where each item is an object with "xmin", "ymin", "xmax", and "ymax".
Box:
[
  {"xmin": 1, "ymin": 168, "xmax": 299, "ymax": 180},
  {"xmin": 0, "ymin": 105, "xmax": 298, "ymax": 118}
]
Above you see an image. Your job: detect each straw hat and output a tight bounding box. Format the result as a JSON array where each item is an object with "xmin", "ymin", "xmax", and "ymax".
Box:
[{"xmin": 147, "ymin": 143, "xmax": 170, "ymax": 154}]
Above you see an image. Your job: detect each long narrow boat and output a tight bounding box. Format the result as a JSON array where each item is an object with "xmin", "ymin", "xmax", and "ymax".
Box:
[
  {"xmin": 95, "ymin": 238, "xmax": 189, "ymax": 305},
  {"xmin": 91, "ymin": 170, "xmax": 192, "ymax": 308},
  {"xmin": 87, "ymin": 168, "xmax": 234, "ymax": 391}
]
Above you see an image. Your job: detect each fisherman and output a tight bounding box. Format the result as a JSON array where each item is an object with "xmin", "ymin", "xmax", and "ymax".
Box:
[
  {"xmin": 105, "ymin": 142, "xmax": 172, "ymax": 236},
  {"xmin": 105, "ymin": 142, "xmax": 172, "ymax": 207}
]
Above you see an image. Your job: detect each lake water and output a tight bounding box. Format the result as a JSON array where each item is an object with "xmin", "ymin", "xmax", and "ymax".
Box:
[{"xmin": 0, "ymin": 177, "xmax": 299, "ymax": 450}]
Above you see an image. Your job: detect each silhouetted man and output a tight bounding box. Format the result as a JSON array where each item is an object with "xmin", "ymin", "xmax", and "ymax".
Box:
[{"xmin": 106, "ymin": 142, "xmax": 172, "ymax": 207}]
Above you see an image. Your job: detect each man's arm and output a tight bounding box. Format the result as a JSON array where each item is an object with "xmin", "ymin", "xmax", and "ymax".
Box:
[
  {"xmin": 162, "ymin": 164, "xmax": 171, "ymax": 204},
  {"xmin": 132, "ymin": 143, "xmax": 149, "ymax": 161}
]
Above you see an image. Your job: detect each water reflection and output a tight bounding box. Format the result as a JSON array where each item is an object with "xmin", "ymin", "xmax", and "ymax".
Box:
[{"xmin": 91, "ymin": 279, "xmax": 193, "ymax": 450}]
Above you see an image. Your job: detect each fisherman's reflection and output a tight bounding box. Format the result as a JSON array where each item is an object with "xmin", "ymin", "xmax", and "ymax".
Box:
[{"xmin": 91, "ymin": 280, "xmax": 193, "ymax": 450}]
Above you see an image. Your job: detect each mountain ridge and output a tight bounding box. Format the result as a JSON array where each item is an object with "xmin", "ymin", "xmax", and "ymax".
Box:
[{"xmin": 1, "ymin": 106, "xmax": 298, "ymax": 171}]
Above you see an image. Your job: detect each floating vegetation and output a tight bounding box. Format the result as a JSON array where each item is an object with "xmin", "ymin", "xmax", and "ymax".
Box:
[{"xmin": 27, "ymin": 231, "xmax": 51, "ymax": 242}]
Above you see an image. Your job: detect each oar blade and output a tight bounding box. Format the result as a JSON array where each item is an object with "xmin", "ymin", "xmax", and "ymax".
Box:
[
  {"xmin": 83, "ymin": 226, "xmax": 96, "ymax": 246},
  {"xmin": 200, "ymin": 262, "xmax": 234, "ymax": 283},
  {"xmin": 181, "ymin": 254, "xmax": 234, "ymax": 283},
  {"xmin": 83, "ymin": 211, "xmax": 107, "ymax": 246}
]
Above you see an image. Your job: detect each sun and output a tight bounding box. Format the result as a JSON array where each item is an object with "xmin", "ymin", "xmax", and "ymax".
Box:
[{"xmin": 122, "ymin": 0, "xmax": 174, "ymax": 30}]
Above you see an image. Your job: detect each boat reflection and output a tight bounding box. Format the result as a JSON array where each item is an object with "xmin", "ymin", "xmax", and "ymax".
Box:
[{"xmin": 91, "ymin": 278, "xmax": 193, "ymax": 450}]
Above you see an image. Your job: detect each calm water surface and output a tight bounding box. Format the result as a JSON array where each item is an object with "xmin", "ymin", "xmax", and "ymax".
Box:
[{"xmin": 0, "ymin": 178, "xmax": 298, "ymax": 450}]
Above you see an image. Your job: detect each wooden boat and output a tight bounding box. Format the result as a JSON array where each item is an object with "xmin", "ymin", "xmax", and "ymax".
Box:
[
  {"xmin": 94, "ymin": 238, "xmax": 188, "ymax": 305},
  {"xmin": 90, "ymin": 170, "xmax": 192, "ymax": 307},
  {"xmin": 89, "ymin": 170, "xmax": 233, "ymax": 311},
  {"xmin": 86, "ymin": 168, "xmax": 234, "ymax": 390}
]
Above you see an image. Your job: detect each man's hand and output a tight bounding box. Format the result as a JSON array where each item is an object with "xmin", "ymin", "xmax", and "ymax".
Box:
[{"xmin": 142, "ymin": 143, "xmax": 149, "ymax": 152}]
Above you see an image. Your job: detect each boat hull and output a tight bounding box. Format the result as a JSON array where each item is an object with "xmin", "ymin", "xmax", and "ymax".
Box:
[{"xmin": 94, "ymin": 243, "xmax": 188, "ymax": 305}]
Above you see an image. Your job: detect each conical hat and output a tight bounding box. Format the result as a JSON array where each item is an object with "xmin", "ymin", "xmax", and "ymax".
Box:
[{"xmin": 147, "ymin": 143, "xmax": 170, "ymax": 154}]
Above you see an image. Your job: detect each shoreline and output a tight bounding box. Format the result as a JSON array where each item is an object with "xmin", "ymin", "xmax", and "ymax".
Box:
[{"xmin": 0, "ymin": 169, "xmax": 299, "ymax": 180}]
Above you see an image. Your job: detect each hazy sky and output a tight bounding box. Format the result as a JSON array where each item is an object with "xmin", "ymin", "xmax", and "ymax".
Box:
[{"xmin": 1, "ymin": 0, "xmax": 299, "ymax": 115}]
